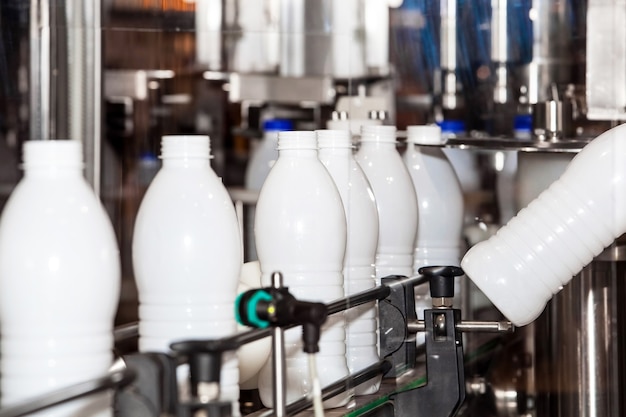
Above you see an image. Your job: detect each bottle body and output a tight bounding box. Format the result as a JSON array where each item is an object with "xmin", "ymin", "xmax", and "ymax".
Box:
[
  {"xmin": 403, "ymin": 126, "xmax": 464, "ymax": 272},
  {"xmin": 133, "ymin": 135, "xmax": 242, "ymax": 410},
  {"xmin": 355, "ymin": 126, "xmax": 418, "ymax": 281},
  {"xmin": 317, "ymin": 130, "xmax": 380, "ymax": 395},
  {"xmin": 0, "ymin": 140, "xmax": 120, "ymax": 416},
  {"xmin": 255, "ymin": 131, "xmax": 350, "ymax": 408}
]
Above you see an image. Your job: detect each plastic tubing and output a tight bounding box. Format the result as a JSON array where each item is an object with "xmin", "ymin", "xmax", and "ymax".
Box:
[{"xmin": 461, "ymin": 123, "xmax": 626, "ymax": 326}]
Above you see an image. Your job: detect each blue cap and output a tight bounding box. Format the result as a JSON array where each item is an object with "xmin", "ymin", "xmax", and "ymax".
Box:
[
  {"xmin": 514, "ymin": 114, "xmax": 532, "ymax": 132},
  {"xmin": 263, "ymin": 119, "xmax": 293, "ymax": 132},
  {"xmin": 437, "ymin": 119, "xmax": 466, "ymax": 134},
  {"xmin": 139, "ymin": 151, "xmax": 158, "ymax": 161}
]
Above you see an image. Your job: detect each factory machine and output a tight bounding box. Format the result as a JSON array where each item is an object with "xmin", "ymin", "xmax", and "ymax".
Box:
[{"xmin": 0, "ymin": 1, "xmax": 624, "ymax": 416}]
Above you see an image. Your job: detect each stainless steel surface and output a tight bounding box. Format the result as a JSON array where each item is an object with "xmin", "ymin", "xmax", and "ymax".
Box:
[
  {"xmin": 532, "ymin": 99, "xmax": 574, "ymax": 140},
  {"xmin": 113, "ymin": 321, "xmax": 139, "ymax": 343},
  {"xmin": 490, "ymin": 0, "xmax": 508, "ymax": 64},
  {"xmin": 586, "ymin": 0, "xmax": 626, "ymax": 120},
  {"xmin": 68, "ymin": 0, "xmax": 102, "ymax": 195},
  {"xmin": 455, "ymin": 321, "xmax": 514, "ymax": 333},
  {"xmin": 491, "ymin": 0, "xmax": 509, "ymax": 104},
  {"xmin": 439, "ymin": 0, "xmax": 458, "ymax": 110},
  {"xmin": 525, "ymin": 0, "xmax": 578, "ymax": 104},
  {"xmin": 198, "ymin": 381, "xmax": 220, "ymax": 403},
  {"xmin": 423, "ymin": 135, "xmax": 592, "ymax": 153},
  {"xmin": 195, "ymin": 0, "xmax": 224, "ymax": 71},
  {"xmin": 228, "ymin": 73, "xmax": 335, "ymax": 104},
  {"xmin": 29, "ymin": 0, "xmax": 102, "ymax": 193},
  {"xmin": 29, "ymin": 0, "xmax": 51, "ymax": 141},
  {"xmin": 279, "ymin": 0, "xmax": 330, "ymax": 77},
  {"xmin": 534, "ymin": 243, "xmax": 626, "ymax": 417},
  {"xmin": 104, "ymin": 71, "xmax": 149, "ymax": 100},
  {"xmin": 432, "ymin": 296, "xmax": 453, "ymax": 308},
  {"xmin": 271, "ymin": 272, "xmax": 287, "ymax": 417}
]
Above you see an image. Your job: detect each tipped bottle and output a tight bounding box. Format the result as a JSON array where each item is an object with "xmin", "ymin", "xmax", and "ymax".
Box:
[
  {"xmin": 0, "ymin": 140, "xmax": 120, "ymax": 416},
  {"xmin": 133, "ymin": 135, "xmax": 242, "ymax": 413},
  {"xmin": 462, "ymin": 123, "xmax": 626, "ymax": 326},
  {"xmin": 254, "ymin": 131, "xmax": 350, "ymax": 408},
  {"xmin": 317, "ymin": 129, "xmax": 381, "ymax": 395},
  {"xmin": 355, "ymin": 125, "xmax": 418, "ymax": 281}
]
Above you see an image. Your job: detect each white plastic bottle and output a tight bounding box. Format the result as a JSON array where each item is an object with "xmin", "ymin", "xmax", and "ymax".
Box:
[
  {"xmin": 461, "ymin": 123, "xmax": 626, "ymax": 327},
  {"xmin": 317, "ymin": 129, "xmax": 381, "ymax": 396},
  {"xmin": 403, "ymin": 126, "xmax": 465, "ymax": 344},
  {"xmin": 355, "ymin": 125, "xmax": 418, "ymax": 281},
  {"xmin": 0, "ymin": 140, "xmax": 120, "ymax": 416},
  {"xmin": 254, "ymin": 131, "xmax": 350, "ymax": 408},
  {"xmin": 403, "ymin": 125, "xmax": 464, "ymax": 271},
  {"xmin": 244, "ymin": 119, "xmax": 293, "ymax": 261},
  {"xmin": 133, "ymin": 135, "xmax": 242, "ymax": 412}
]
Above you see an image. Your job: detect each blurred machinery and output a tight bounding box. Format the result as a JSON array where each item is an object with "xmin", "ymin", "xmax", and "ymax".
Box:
[{"xmin": 0, "ymin": 0, "xmax": 625, "ymax": 416}]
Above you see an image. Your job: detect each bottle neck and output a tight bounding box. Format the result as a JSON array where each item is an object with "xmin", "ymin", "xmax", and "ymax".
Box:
[
  {"xmin": 278, "ymin": 148, "xmax": 318, "ymax": 158},
  {"xmin": 22, "ymin": 140, "xmax": 84, "ymax": 178},
  {"xmin": 359, "ymin": 140, "xmax": 396, "ymax": 150},
  {"xmin": 318, "ymin": 147, "xmax": 352, "ymax": 157},
  {"xmin": 161, "ymin": 157, "xmax": 210, "ymax": 168},
  {"xmin": 24, "ymin": 165, "xmax": 83, "ymax": 178}
]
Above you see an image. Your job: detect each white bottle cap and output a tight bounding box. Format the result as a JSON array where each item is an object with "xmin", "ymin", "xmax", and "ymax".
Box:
[
  {"xmin": 23, "ymin": 140, "xmax": 83, "ymax": 168},
  {"xmin": 277, "ymin": 131, "xmax": 317, "ymax": 150},
  {"xmin": 316, "ymin": 129, "xmax": 352, "ymax": 149},
  {"xmin": 326, "ymin": 118, "xmax": 383, "ymax": 137},
  {"xmin": 360, "ymin": 125, "xmax": 397, "ymax": 143},
  {"xmin": 406, "ymin": 125, "xmax": 444, "ymax": 145},
  {"xmin": 161, "ymin": 135, "xmax": 211, "ymax": 159}
]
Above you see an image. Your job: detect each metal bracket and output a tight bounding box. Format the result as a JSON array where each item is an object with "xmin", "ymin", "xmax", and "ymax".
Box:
[
  {"xmin": 392, "ymin": 308, "xmax": 465, "ymax": 417},
  {"xmin": 379, "ymin": 276, "xmax": 417, "ymax": 378}
]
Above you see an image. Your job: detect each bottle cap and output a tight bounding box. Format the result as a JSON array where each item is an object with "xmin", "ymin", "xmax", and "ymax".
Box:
[
  {"xmin": 277, "ymin": 131, "xmax": 317, "ymax": 150},
  {"xmin": 406, "ymin": 125, "xmax": 443, "ymax": 145},
  {"xmin": 161, "ymin": 135, "xmax": 211, "ymax": 159},
  {"xmin": 316, "ymin": 129, "xmax": 352, "ymax": 149},
  {"xmin": 514, "ymin": 114, "xmax": 533, "ymax": 132},
  {"xmin": 263, "ymin": 119, "xmax": 293, "ymax": 132},
  {"xmin": 437, "ymin": 120, "xmax": 466, "ymax": 134},
  {"xmin": 23, "ymin": 140, "xmax": 83, "ymax": 168},
  {"xmin": 360, "ymin": 125, "xmax": 397, "ymax": 143}
]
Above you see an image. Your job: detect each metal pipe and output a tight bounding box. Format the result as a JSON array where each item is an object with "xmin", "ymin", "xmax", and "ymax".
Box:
[
  {"xmin": 408, "ymin": 320, "xmax": 514, "ymax": 334},
  {"xmin": 29, "ymin": 0, "xmax": 102, "ymax": 194},
  {"xmin": 271, "ymin": 272, "xmax": 287, "ymax": 417},
  {"xmin": 326, "ymin": 284, "xmax": 391, "ymax": 315},
  {"xmin": 440, "ymin": 0, "xmax": 458, "ymax": 110},
  {"xmin": 0, "ymin": 367, "xmax": 135, "ymax": 417},
  {"xmin": 491, "ymin": 0, "xmax": 509, "ymax": 104},
  {"xmin": 29, "ymin": 0, "xmax": 51, "ymax": 140},
  {"xmin": 118, "ymin": 276, "xmax": 423, "ymax": 350}
]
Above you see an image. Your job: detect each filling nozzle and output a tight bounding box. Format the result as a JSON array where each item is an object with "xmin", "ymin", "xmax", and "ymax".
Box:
[
  {"xmin": 491, "ymin": 0, "xmax": 510, "ymax": 104},
  {"xmin": 439, "ymin": 0, "xmax": 461, "ymax": 112}
]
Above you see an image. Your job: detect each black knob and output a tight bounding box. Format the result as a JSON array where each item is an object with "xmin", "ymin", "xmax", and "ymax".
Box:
[{"xmin": 418, "ymin": 265, "xmax": 464, "ymax": 298}]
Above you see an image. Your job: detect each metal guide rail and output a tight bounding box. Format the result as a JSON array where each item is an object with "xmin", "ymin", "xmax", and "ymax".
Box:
[{"xmin": 0, "ymin": 267, "xmax": 513, "ymax": 417}]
